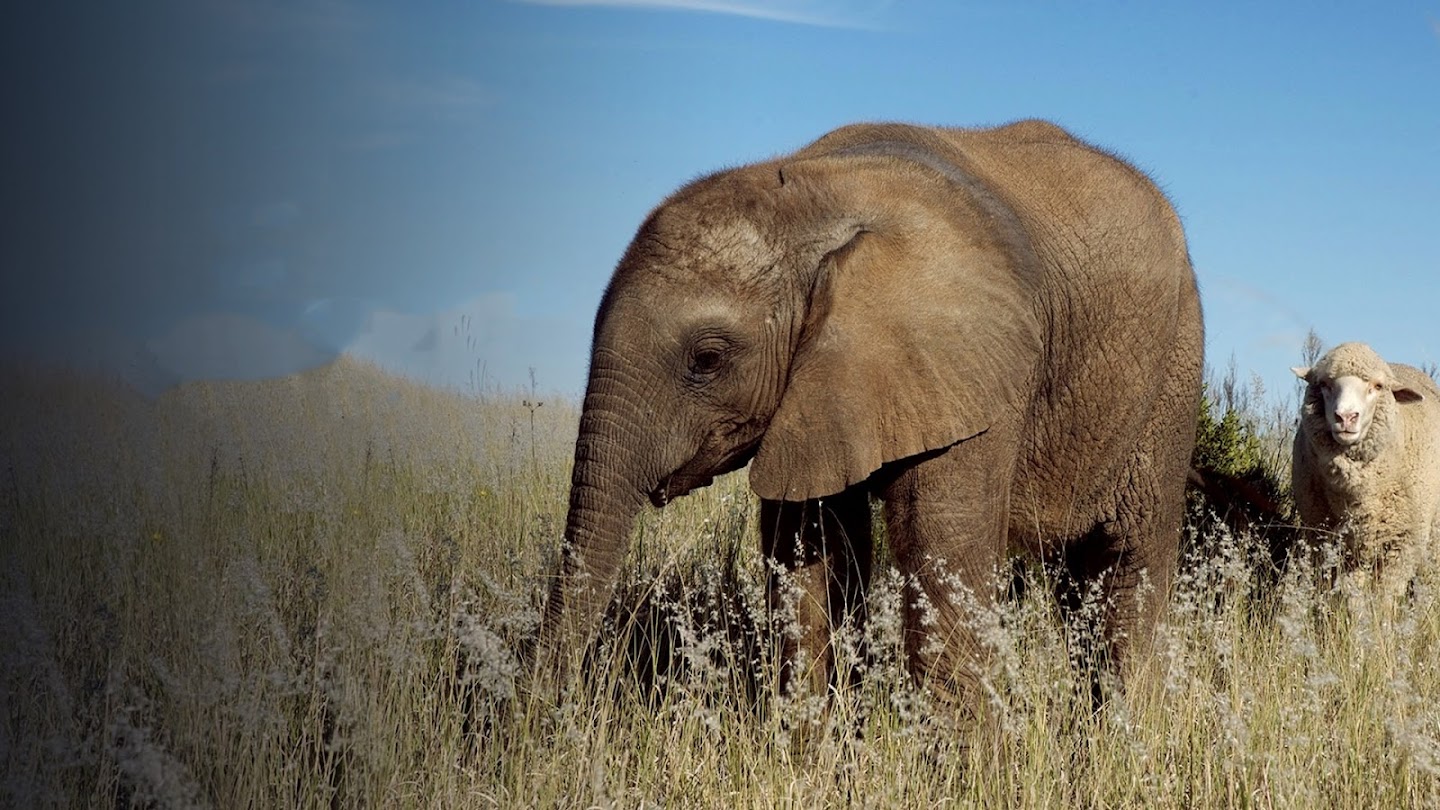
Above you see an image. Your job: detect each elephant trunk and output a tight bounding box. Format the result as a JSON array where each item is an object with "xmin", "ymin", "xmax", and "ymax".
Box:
[{"xmin": 540, "ymin": 390, "xmax": 654, "ymax": 670}]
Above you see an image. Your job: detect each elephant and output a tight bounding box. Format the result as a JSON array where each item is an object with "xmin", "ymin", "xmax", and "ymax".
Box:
[{"xmin": 541, "ymin": 120, "xmax": 1204, "ymax": 706}]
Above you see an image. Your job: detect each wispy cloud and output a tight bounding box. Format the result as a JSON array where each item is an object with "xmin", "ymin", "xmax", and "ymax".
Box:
[
  {"xmin": 344, "ymin": 76, "xmax": 495, "ymax": 151},
  {"xmin": 340, "ymin": 294, "xmax": 590, "ymax": 393},
  {"xmin": 373, "ymin": 76, "xmax": 495, "ymax": 111},
  {"xmin": 1210, "ymin": 276, "xmax": 1310, "ymax": 331},
  {"xmin": 516, "ymin": 0, "xmax": 890, "ymax": 29}
]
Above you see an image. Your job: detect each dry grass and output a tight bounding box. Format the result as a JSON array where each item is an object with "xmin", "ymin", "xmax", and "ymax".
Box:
[{"xmin": 5, "ymin": 357, "xmax": 1440, "ymax": 808}]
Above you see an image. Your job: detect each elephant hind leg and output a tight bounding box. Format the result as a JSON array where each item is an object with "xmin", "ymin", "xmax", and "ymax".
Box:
[
  {"xmin": 1049, "ymin": 524, "xmax": 1130, "ymax": 708},
  {"xmin": 1054, "ymin": 499, "xmax": 1181, "ymax": 701},
  {"xmin": 760, "ymin": 488, "xmax": 873, "ymax": 699}
]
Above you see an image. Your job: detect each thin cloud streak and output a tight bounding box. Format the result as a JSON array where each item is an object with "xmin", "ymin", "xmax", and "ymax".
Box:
[
  {"xmin": 373, "ymin": 76, "xmax": 495, "ymax": 111},
  {"xmin": 517, "ymin": 0, "xmax": 887, "ymax": 29}
]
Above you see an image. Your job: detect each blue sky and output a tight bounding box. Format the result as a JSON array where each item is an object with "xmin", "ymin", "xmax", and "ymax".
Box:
[{"xmin": 3, "ymin": 1, "xmax": 1437, "ymax": 402}]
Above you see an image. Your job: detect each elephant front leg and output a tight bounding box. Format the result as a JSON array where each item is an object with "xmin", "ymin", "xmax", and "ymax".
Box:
[
  {"xmin": 879, "ymin": 438, "xmax": 1013, "ymax": 711},
  {"xmin": 760, "ymin": 489, "xmax": 873, "ymax": 699}
]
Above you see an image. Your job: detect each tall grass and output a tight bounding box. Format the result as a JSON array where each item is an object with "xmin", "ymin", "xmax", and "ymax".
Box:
[{"xmin": 5, "ymin": 357, "xmax": 1440, "ymax": 807}]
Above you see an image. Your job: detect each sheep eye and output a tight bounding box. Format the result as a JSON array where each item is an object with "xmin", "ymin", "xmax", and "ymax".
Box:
[{"xmin": 1371, "ymin": 381, "xmax": 1384, "ymax": 392}]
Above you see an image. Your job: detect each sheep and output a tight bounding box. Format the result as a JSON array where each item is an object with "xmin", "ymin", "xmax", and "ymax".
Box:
[{"xmin": 1291, "ymin": 342, "xmax": 1440, "ymax": 606}]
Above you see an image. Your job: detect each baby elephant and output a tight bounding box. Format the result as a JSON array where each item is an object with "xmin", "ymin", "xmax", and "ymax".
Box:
[{"xmin": 1292, "ymin": 342, "xmax": 1440, "ymax": 604}]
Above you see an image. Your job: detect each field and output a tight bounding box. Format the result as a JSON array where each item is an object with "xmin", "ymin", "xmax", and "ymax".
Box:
[{"xmin": 6, "ymin": 357, "xmax": 1440, "ymax": 808}]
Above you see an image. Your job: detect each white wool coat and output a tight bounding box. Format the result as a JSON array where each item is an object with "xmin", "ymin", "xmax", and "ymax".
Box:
[{"xmin": 1292, "ymin": 344, "xmax": 1440, "ymax": 602}]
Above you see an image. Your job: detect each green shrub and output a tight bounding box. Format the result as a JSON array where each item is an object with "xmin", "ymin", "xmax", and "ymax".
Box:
[{"xmin": 1193, "ymin": 384, "xmax": 1267, "ymax": 481}]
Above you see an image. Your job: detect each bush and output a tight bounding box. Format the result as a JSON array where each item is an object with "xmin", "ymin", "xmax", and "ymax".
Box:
[{"xmin": 1193, "ymin": 385, "xmax": 1267, "ymax": 481}]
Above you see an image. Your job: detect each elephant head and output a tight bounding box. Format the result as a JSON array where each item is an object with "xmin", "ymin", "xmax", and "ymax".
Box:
[{"xmin": 542, "ymin": 141, "xmax": 1044, "ymax": 662}]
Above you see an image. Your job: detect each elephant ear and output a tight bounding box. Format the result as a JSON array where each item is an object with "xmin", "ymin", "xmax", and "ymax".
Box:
[{"xmin": 749, "ymin": 203, "xmax": 1043, "ymax": 502}]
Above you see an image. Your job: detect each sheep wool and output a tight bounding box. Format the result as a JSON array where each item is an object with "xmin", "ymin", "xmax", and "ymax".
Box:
[{"xmin": 1291, "ymin": 342, "xmax": 1440, "ymax": 606}]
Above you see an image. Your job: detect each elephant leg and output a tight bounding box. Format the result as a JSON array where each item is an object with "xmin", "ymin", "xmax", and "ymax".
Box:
[
  {"xmin": 1059, "ymin": 467, "xmax": 1184, "ymax": 690},
  {"xmin": 760, "ymin": 488, "xmax": 873, "ymax": 698},
  {"xmin": 1049, "ymin": 525, "xmax": 1129, "ymax": 707},
  {"xmin": 1060, "ymin": 314, "xmax": 1197, "ymax": 693},
  {"xmin": 878, "ymin": 436, "xmax": 1013, "ymax": 708}
]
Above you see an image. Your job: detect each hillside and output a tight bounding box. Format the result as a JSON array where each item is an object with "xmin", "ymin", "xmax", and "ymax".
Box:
[
  {"xmin": 1, "ymin": 354, "xmax": 579, "ymax": 564},
  {"xmin": 2, "ymin": 354, "xmax": 578, "ymax": 483}
]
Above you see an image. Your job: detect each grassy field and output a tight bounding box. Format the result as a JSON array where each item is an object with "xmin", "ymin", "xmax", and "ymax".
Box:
[{"xmin": 5, "ymin": 357, "xmax": 1440, "ymax": 808}]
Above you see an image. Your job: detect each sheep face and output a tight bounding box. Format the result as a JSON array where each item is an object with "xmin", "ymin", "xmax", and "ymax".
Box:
[
  {"xmin": 1293, "ymin": 342, "xmax": 1426, "ymax": 450},
  {"xmin": 1314, "ymin": 373, "xmax": 1385, "ymax": 446}
]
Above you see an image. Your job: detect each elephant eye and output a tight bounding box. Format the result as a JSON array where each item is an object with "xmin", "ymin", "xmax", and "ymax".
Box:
[
  {"xmin": 684, "ymin": 330, "xmax": 739, "ymax": 382},
  {"xmin": 686, "ymin": 334, "xmax": 734, "ymax": 379},
  {"xmin": 690, "ymin": 348, "xmax": 725, "ymax": 375}
]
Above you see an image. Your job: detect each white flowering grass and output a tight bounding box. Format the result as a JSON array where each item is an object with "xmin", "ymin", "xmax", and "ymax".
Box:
[{"xmin": 5, "ymin": 357, "xmax": 1440, "ymax": 807}]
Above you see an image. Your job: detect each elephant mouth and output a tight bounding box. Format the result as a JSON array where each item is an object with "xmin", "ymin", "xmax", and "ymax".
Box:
[
  {"xmin": 650, "ymin": 473, "xmax": 715, "ymax": 507},
  {"xmin": 649, "ymin": 436, "xmax": 762, "ymax": 507}
]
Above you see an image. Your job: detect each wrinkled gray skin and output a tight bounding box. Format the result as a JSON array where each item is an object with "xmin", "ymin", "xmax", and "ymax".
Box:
[{"xmin": 543, "ymin": 120, "xmax": 1204, "ymax": 704}]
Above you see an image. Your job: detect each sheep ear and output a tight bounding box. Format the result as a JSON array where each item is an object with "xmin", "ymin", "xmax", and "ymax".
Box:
[
  {"xmin": 1291, "ymin": 366, "xmax": 1311, "ymax": 381},
  {"xmin": 1395, "ymin": 386, "xmax": 1425, "ymax": 404}
]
